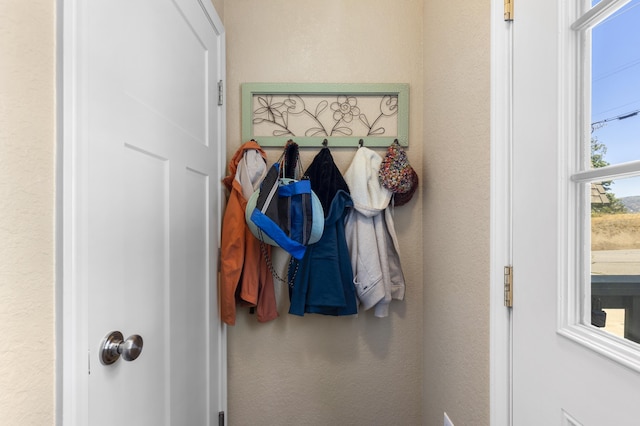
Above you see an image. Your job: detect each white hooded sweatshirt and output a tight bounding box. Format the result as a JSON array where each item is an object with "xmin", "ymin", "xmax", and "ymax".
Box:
[{"xmin": 343, "ymin": 147, "xmax": 406, "ymax": 317}]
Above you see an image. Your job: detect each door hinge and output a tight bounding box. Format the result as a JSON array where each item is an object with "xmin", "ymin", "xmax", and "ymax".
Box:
[
  {"xmin": 504, "ymin": 0, "xmax": 514, "ymax": 21},
  {"xmin": 218, "ymin": 80, "xmax": 224, "ymax": 106},
  {"xmin": 218, "ymin": 411, "xmax": 225, "ymax": 426},
  {"xmin": 504, "ymin": 266, "xmax": 513, "ymax": 307}
]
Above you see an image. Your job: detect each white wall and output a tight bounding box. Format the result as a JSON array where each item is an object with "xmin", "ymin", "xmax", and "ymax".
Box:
[
  {"xmin": 223, "ymin": 1, "xmax": 424, "ymax": 424},
  {"xmin": 0, "ymin": 0, "xmax": 55, "ymax": 424}
]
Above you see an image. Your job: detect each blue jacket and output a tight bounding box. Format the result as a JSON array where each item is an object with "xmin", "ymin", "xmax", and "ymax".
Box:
[{"xmin": 288, "ymin": 190, "xmax": 358, "ymax": 316}]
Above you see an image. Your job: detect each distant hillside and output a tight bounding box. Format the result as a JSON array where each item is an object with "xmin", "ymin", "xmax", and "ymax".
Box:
[{"xmin": 621, "ymin": 196, "xmax": 640, "ymax": 213}]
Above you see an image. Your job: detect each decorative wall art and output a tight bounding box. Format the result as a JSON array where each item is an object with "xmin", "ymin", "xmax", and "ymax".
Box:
[{"xmin": 242, "ymin": 83, "xmax": 409, "ymax": 147}]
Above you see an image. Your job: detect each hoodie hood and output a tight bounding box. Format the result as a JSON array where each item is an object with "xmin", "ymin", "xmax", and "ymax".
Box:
[
  {"xmin": 222, "ymin": 140, "xmax": 268, "ymax": 199},
  {"xmin": 344, "ymin": 147, "xmax": 392, "ymax": 216}
]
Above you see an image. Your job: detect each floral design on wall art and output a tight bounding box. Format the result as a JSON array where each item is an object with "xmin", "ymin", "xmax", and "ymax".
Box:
[{"xmin": 251, "ymin": 94, "xmax": 399, "ymax": 138}]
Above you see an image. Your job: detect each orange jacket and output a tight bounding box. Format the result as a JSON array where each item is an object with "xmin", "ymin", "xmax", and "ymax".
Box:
[{"xmin": 220, "ymin": 141, "xmax": 278, "ymax": 325}]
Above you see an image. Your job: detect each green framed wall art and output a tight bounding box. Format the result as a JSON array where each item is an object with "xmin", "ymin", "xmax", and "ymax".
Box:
[{"xmin": 241, "ymin": 83, "xmax": 409, "ymax": 147}]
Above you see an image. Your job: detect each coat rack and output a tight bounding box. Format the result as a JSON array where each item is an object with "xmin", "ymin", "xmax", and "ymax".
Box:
[{"xmin": 242, "ymin": 83, "xmax": 409, "ymax": 148}]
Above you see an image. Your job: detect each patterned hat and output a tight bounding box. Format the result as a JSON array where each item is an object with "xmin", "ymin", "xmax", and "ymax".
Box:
[
  {"xmin": 378, "ymin": 140, "xmax": 418, "ymax": 202},
  {"xmin": 393, "ymin": 168, "xmax": 419, "ymax": 206}
]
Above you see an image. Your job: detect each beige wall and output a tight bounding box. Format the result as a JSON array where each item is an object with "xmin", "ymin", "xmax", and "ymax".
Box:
[
  {"xmin": 223, "ymin": 0, "xmax": 490, "ymax": 424},
  {"xmin": 422, "ymin": 1, "xmax": 491, "ymax": 425},
  {"xmin": 0, "ymin": 0, "xmax": 490, "ymax": 424},
  {"xmin": 223, "ymin": 1, "xmax": 424, "ymax": 424},
  {"xmin": 0, "ymin": 0, "xmax": 56, "ymax": 424}
]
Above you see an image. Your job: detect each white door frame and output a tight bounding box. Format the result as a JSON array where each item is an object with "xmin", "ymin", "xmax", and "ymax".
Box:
[
  {"xmin": 56, "ymin": 1, "xmax": 227, "ymax": 424},
  {"xmin": 490, "ymin": 0, "xmax": 513, "ymax": 425}
]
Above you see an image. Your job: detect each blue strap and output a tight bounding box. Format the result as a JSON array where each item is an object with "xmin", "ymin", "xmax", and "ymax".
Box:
[
  {"xmin": 250, "ymin": 208, "xmax": 307, "ymax": 260},
  {"xmin": 278, "ymin": 179, "xmax": 311, "ymax": 197}
]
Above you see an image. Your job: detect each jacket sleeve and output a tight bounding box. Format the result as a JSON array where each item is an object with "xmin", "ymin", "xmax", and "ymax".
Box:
[
  {"xmin": 344, "ymin": 210, "xmax": 386, "ymax": 311},
  {"xmin": 219, "ymin": 187, "xmax": 245, "ymax": 325},
  {"xmin": 384, "ymin": 208, "xmax": 406, "ymax": 301}
]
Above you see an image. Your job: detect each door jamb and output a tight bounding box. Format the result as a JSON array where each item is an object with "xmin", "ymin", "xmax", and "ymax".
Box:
[
  {"xmin": 56, "ymin": 0, "xmax": 89, "ymax": 425},
  {"xmin": 490, "ymin": 0, "xmax": 513, "ymax": 425},
  {"xmin": 55, "ymin": 0, "xmax": 64, "ymax": 424},
  {"xmin": 59, "ymin": 0, "xmax": 91, "ymax": 423}
]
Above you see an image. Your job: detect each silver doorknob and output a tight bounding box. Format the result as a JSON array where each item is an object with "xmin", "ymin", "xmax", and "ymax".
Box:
[{"xmin": 99, "ymin": 331, "xmax": 144, "ymax": 365}]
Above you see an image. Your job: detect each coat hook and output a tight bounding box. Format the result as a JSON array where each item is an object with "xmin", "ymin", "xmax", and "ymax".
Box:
[
  {"xmin": 322, "ymin": 138, "xmax": 328, "ymax": 147},
  {"xmin": 358, "ymin": 139, "xmax": 364, "ymax": 147}
]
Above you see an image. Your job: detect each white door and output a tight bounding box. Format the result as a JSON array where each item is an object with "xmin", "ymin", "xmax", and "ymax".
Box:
[
  {"xmin": 512, "ymin": 0, "xmax": 640, "ymax": 424},
  {"xmin": 62, "ymin": 1, "xmax": 226, "ymax": 424}
]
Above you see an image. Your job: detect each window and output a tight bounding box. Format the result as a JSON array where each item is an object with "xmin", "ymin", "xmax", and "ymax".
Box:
[{"xmin": 562, "ymin": 0, "xmax": 640, "ymax": 368}]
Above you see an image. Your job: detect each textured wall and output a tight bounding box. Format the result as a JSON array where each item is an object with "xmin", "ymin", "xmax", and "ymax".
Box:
[
  {"xmin": 422, "ymin": 1, "xmax": 491, "ymax": 425},
  {"xmin": 223, "ymin": 1, "xmax": 424, "ymax": 424},
  {"xmin": 0, "ymin": 0, "xmax": 55, "ymax": 424}
]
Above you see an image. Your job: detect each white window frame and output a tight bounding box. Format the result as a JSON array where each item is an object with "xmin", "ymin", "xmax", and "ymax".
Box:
[{"xmin": 556, "ymin": 0, "xmax": 640, "ymax": 373}]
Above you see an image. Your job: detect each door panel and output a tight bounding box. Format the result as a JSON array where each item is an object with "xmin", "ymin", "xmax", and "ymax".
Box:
[
  {"xmin": 512, "ymin": 0, "xmax": 640, "ymax": 424},
  {"xmin": 175, "ymin": 168, "xmax": 210, "ymax": 424},
  {"xmin": 64, "ymin": 0, "xmax": 225, "ymax": 424}
]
